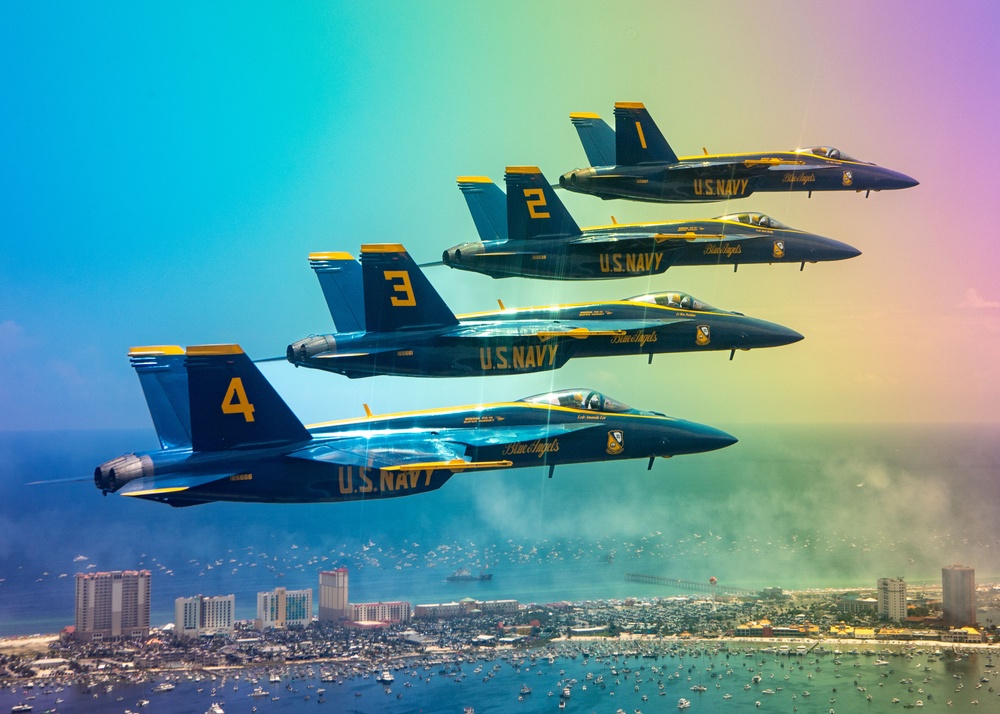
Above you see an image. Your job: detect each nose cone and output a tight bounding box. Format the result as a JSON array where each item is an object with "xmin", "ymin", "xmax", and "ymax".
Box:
[
  {"xmin": 862, "ymin": 166, "xmax": 919, "ymax": 191},
  {"xmin": 800, "ymin": 234, "xmax": 862, "ymax": 262},
  {"xmin": 738, "ymin": 319, "xmax": 804, "ymax": 349},
  {"xmin": 663, "ymin": 421, "xmax": 738, "ymax": 456}
]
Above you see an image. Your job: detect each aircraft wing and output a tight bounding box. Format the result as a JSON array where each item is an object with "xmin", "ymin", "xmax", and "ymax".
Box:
[{"xmin": 289, "ymin": 422, "xmax": 595, "ymax": 471}]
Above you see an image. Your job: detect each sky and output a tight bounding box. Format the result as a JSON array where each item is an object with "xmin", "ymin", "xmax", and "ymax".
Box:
[{"xmin": 2, "ymin": 1, "xmax": 1000, "ymax": 432}]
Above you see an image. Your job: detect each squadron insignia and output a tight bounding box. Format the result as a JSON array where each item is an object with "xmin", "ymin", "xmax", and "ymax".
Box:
[
  {"xmin": 606, "ymin": 430, "xmax": 625, "ymax": 455},
  {"xmin": 772, "ymin": 240, "xmax": 785, "ymax": 259},
  {"xmin": 696, "ymin": 324, "xmax": 711, "ymax": 346},
  {"xmin": 842, "ymin": 170, "xmax": 853, "ymax": 187}
]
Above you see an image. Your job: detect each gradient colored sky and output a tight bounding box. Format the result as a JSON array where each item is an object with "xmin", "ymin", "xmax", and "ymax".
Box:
[{"xmin": 2, "ymin": 1, "xmax": 999, "ymax": 431}]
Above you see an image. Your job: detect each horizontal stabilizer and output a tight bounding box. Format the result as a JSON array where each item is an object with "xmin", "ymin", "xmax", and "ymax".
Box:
[
  {"xmin": 457, "ymin": 176, "xmax": 508, "ymax": 242},
  {"xmin": 570, "ymin": 112, "xmax": 616, "ymax": 166}
]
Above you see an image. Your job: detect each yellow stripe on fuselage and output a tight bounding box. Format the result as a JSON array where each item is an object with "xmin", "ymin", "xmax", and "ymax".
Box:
[
  {"xmin": 122, "ymin": 486, "xmax": 190, "ymax": 497},
  {"xmin": 306, "ymin": 400, "xmax": 679, "ymax": 430},
  {"xmin": 454, "ymin": 299, "xmax": 734, "ymax": 321}
]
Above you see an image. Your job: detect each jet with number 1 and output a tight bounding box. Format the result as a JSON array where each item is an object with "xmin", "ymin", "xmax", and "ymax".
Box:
[
  {"xmin": 441, "ymin": 166, "xmax": 860, "ymax": 280},
  {"xmin": 560, "ymin": 102, "xmax": 918, "ymax": 203},
  {"xmin": 93, "ymin": 344, "xmax": 736, "ymax": 507},
  {"xmin": 286, "ymin": 243, "xmax": 803, "ymax": 379}
]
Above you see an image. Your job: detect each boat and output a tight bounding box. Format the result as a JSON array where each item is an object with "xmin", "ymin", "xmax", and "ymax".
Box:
[
  {"xmin": 561, "ymin": 686, "xmax": 571, "ymax": 698},
  {"xmin": 151, "ymin": 683, "xmax": 175, "ymax": 693},
  {"xmin": 447, "ymin": 566, "xmax": 493, "ymax": 582},
  {"xmin": 677, "ymin": 699, "xmax": 691, "ymax": 710},
  {"xmin": 11, "ymin": 706, "xmax": 33, "ymax": 713},
  {"xmin": 206, "ymin": 705, "xmax": 225, "ymax": 714},
  {"xmin": 249, "ymin": 687, "xmax": 269, "ymax": 698},
  {"xmin": 520, "ymin": 684, "xmax": 532, "ymax": 695},
  {"xmin": 377, "ymin": 670, "xmax": 395, "ymax": 684}
]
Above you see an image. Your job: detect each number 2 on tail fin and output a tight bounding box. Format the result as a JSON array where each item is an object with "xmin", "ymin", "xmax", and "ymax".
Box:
[{"xmin": 221, "ymin": 377, "xmax": 255, "ymax": 422}]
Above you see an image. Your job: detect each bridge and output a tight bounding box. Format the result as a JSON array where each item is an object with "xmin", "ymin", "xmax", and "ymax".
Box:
[{"xmin": 624, "ymin": 572, "xmax": 756, "ymax": 597}]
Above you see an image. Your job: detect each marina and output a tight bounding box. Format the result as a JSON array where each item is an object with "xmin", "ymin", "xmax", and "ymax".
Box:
[{"xmin": 1, "ymin": 640, "xmax": 997, "ymax": 713}]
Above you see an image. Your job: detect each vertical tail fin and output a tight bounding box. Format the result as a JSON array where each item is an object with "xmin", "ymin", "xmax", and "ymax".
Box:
[
  {"xmin": 185, "ymin": 344, "xmax": 310, "ymax": 452},
  {"xmin": 129, "ymin": 346, "xmax": 192, "ymax": 450},
  {"xmin": 457, "ymin": 176, "xmax": 508, "ymax": 242},
  {"xmin": 308, "ymin": 252, "xmax": 366, "ymax": 333},
  {"xmin": 570, "ymin": 112, "xmax": 616, "ymax": 166},
  {"xmin": 613, "ymin": 102, "xmax": 679, "ymax": 166},
  {"xmin": 360, "ymin": 244, "xmax": 459, "ymax": 332},
  {"xmin": 504, "ymin": 166, "xmax": 581, "ymax": 241}
]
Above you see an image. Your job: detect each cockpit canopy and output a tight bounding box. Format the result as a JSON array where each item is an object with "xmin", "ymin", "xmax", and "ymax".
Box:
[
  {"xmin": 716, "ymin": 212, "xmax": 788, "ymax": 229},
  {"xmin": 520, "ymin": 389, "xmax": 635, "ymax": 414},
  {"xmin": 627, "ymin": 292, "xmax": 720, "ymax": 313},
  {"xmin": 795, "ymin": 146, "xmax": 867, "ymax": 163}
]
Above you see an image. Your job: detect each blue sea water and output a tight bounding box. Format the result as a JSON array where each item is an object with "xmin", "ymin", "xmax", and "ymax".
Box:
[
  {"xmin": 1, "ymin": 645, "xmax": 997, "ymax": 714},
  {"xmin": 1, "ymin": 425, "xmax": 999, "ymax": 635}
]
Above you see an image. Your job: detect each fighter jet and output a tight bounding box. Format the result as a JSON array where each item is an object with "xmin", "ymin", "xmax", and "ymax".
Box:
[
  {"xmin": 442, "ymin": 167, "xmax": 860, "ymax": 279},
  {"xmin": 286, "ymin": 244, "xmax": 803, "ymax": 378},
  {"xmin": 560, "ymin": 102, "xmax": 918, "ymax": 203},
  {"xmin": 93, "ymin": 344, "xmax": 737, "ymax": 506}
]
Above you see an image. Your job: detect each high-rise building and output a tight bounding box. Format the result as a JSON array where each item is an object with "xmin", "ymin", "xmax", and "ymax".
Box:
[
  {"xmin": 877, "ymin": 577, "xmax": 907, "ymax": 622},
  {"xmin": 74, "ymin": 570, "xmax": 151, "ymax": 643},
  {"xmin": 942, "ymin": 564, "xmax": 976, "ymax": 626},
  {"xmin": 256, "ymin": 587, "xmax": 312, "ymax": 629},
  {"xmin": 319, "ymin": 568, "xmax": 349, "ymax": 623},
  {"xmin": 174, "ymin": 594, "xmax": 235, "ymax": 638}
]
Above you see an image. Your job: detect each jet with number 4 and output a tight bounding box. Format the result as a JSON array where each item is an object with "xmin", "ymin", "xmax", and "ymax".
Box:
[
  {"xmin": 441, "ymin": 166, "xmax": 860, "ymax": 279},
  {"xmin": 286, "ymin": 243, "xmax": 802, "ymax": 378},
  {"xmin": 93, "ymin": 344, "xmax": 736, "ymax": 506},
  {"xmin": 559, "ymin": 102, "xmax": 918, "ymax": 203}
]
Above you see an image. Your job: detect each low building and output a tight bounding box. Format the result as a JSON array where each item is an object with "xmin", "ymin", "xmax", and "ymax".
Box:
[{"xmin": 350, "ymin": 601, "xmax": 411, "ymax": 624}]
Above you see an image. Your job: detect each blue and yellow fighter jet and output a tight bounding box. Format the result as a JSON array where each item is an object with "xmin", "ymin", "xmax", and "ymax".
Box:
[
  {"xmin": 286, "ymin": 244, "xmax": 803, "ymax": 378},
  {"xmin": 94, "ymin": 345, "xmax": 737, "ymax": 506},
  {"xmin": 560, "ymin": 102, "xmax": 918, "ymax": 203},
  {"xmin": 442, "ymin": 167, "xmax": 860, "ymax": 279}
]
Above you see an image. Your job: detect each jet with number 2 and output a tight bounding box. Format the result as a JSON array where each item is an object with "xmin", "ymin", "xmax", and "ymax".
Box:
[
  {"xmin": 286, "ymin": 243, "xmax": 802, "ymax": 379},
  {"xmin": 560, "ymin": 102, "xmax": 918, "ymax": 203},
  {"xmin": 441, "ymin": 166, "xmax": 860, "ymax": 280},
  {"xmin": 93, "ymin": 344, "xmax": 736, "ymax": 506}
]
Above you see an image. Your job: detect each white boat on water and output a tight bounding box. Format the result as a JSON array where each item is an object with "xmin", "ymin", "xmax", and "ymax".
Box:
[
  {"xmin": 377, "ymin": 670, "xmax": 395, "ymax": 684},
  {"xmin": 677, "ymin": 698, "xmax": 691, "ymax": 709}
]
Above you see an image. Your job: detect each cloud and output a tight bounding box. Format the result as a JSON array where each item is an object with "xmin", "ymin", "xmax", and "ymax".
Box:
[
  {"xmin": 958, "ymin": 288, "xmax": 1000, "ymax": 309},
  {"xmin": 0, "ymin": 321, "xmax": 29, "ymax": 355}
]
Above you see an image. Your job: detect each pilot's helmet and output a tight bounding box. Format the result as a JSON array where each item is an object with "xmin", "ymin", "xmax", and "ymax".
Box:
[
  {"xmin": 828, "ymin": 148, "xmax": 840, "ymax": 159},
  {"xmin": 757, "ymin": 215, "xmax": 770, "ymax": 228},
  {"xmin": 680, "ymin": 295, "xmax": 693, "ymax": 309},
  {"xmin": 588, "ymin": 394, "xmax": 601, "ymax": 410}
]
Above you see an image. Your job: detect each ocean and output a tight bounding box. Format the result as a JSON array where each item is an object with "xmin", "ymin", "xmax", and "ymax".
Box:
[
  {"xmin": 1, "ymin": 424, "xmax": 998, "ymax": 636},
  {"xmin": 1, "ymin": 643, "xmax": 997, "ymax": 714}
]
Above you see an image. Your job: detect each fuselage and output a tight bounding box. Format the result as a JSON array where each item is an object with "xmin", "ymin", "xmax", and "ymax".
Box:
[
  {"xmin": 442, "ymin": 214, "xmax": 860, "ymax": 280},
  {"xmin": 559, "ymin": 149, "xmax": 918, "ymax": 203},
  {"xmin": 99, "ymin": 394, "xmax": 737, "ymax": 506},
  {"xmin": 287, "ymin": 293, "xmax": 803, "ymax": 378}
]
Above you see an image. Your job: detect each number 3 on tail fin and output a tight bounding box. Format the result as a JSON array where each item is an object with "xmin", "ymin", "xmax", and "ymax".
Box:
[
  {"xmin": 383, "ymin": 270, "xmax": 417, "ymax": 306},
  {"xmin": 222, "ymin": 377, "xmax": 255, "ymax": 422}
]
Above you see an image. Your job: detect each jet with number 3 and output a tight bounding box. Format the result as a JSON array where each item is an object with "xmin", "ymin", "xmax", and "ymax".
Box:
[
  {"xmin": 441, "ymin": 166, "xmax": 860, "ymax": 280},
  {"xmin": 286, "ymin": 243, "xmax": 803, "ymax": 378},
  {"xmin": 93, "ymin": 344, "xmax": 736, "ymax": 506},
  {"xmin": 559, "ymin": 102, "xmax": 918, "ymax": 203}
]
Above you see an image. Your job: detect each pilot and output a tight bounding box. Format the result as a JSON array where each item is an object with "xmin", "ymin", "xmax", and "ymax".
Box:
[
  {"xmin": 827, "ymin": 148, "xmax": 841, "ymax": 159},
  {"xmin": 588, "ymin": 394, "xmax": 602, "ymax": 410},
  {"xmin": 679, "ymin": 295, "xmax": 693, "ymax": 310},
  {"xmin": 757, "ymin": 215, "xmax": 771, "ymax": 228},
  {"xmin": 665, "ymin": 294, "xmax": 681, "ymax": 308}
]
